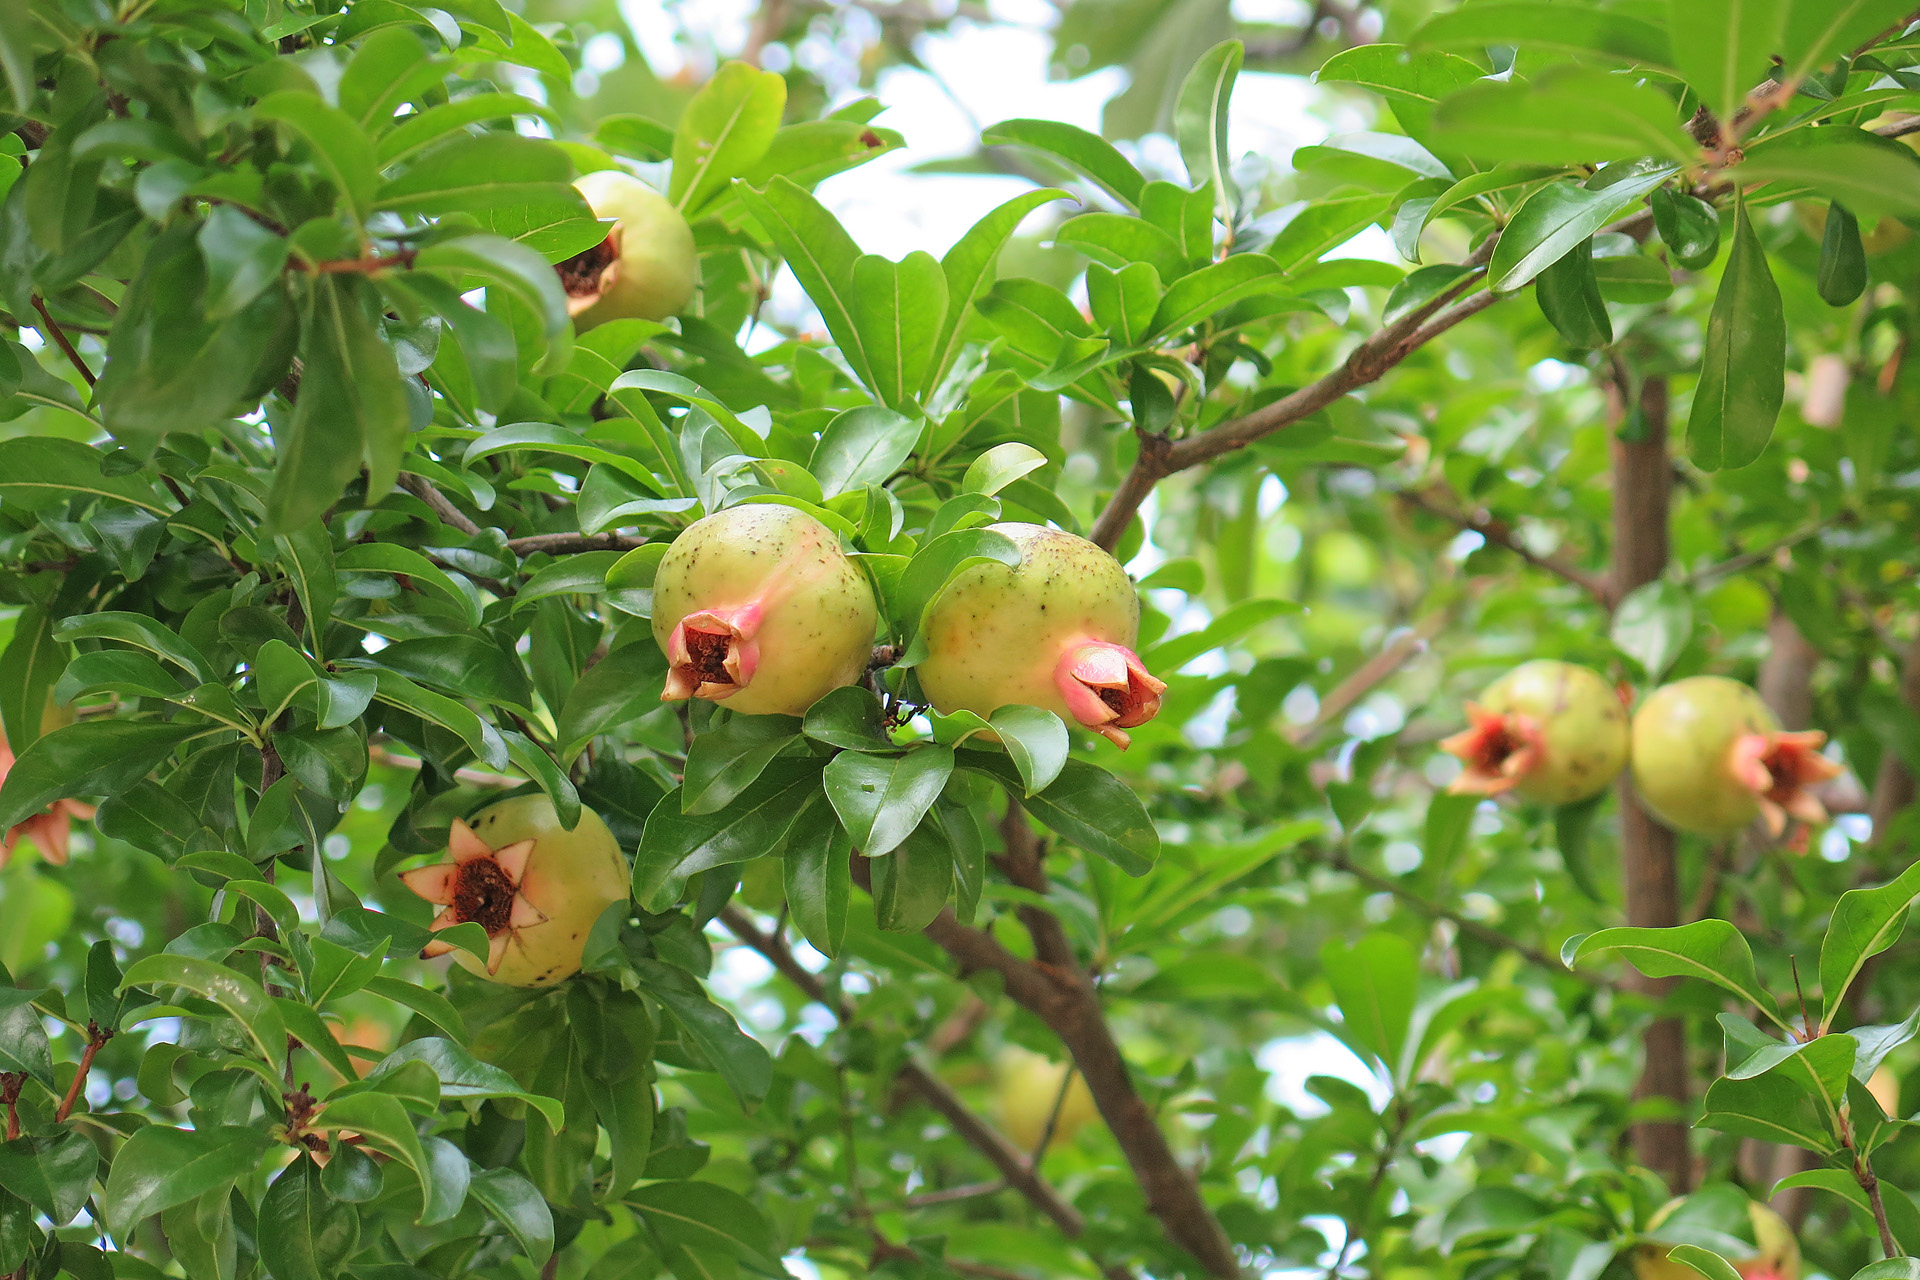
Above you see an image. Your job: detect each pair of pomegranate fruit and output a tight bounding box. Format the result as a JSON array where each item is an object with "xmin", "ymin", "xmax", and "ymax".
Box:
[
  {"xmin": 649, "ymin": 505, "xmax": 1167, "ymax": 748},
  {"xmin": 1444, "ymin": 661, "xmax": 1839, "ymax": 838}
]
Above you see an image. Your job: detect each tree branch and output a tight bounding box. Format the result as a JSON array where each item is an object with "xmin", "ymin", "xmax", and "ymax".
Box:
[
  {"xmin": 890, "ymin": 810, "xmax": 1247, "ymax": 1279},
  {"xmin": 1288, "ymin": 613, "xmax": 1447, "ymax": 747},
  {"xmin": 1396, "ymin": 484, "xmax": 1611, "ymax": 606},
  {"xmin": 1318, "ymin": 848, "xmax": 1617, "ymax": 988},
  {"xmin": 397, "ymin": 473, "xmax": 482, "ymax": 537},
  {"xmin": 1090, "ymin": 284, "xmax": 1497, "ymax": 551},
  {"xmin": 505, "ymin": 531, "xmax": 647, "ymax": 556},
  {"xmin": 714, "ymin": 906, "xmax": 1125, "ymax": 1275},
  {"xmin": 31, "ymin": 295, "xmax": 95, "ymax": 387}
]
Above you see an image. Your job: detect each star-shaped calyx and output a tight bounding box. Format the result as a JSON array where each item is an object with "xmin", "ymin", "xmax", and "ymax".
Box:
[
  {"xmin": 1439, "ymin": 703, "xmax": 1543, "ymax": 796},
  {"xmin": 399, "ymin": 818, "xmax": 549, "ymax": 975},
  {"xmin": 1728, "ymin": 729, "xmax": 1843, "ymax": 838}
]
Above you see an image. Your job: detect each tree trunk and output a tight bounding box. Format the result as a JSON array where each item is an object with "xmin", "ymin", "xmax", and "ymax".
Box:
[{"xmin": 1611, "ymin": 375, "xmax": 1691, "ymax": 1192}]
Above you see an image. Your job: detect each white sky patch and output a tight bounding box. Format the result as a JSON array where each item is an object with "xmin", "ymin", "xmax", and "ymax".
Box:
[{"xmin": 1257, "ymin": 1030, "xmax": 1390, "ymax": 1115}]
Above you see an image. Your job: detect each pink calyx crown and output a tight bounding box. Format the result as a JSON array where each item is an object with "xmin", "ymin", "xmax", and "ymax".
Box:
[{"xmin": 1053, "ymin": 641, "xmax": 1166, "ymax": 749}]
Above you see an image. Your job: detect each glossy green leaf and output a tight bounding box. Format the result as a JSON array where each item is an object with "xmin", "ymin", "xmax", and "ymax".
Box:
[
  {"xmin": 1174, "ymin": 40, "xmax": 1243, "ymax": 219},
  {"xmin": 670, "ymin": 60, "xmax": 786, "ymax": 214},
  {"xmin": 257, "ymin": 1156, "xmax": 359, "ymax": 1280},
  {"xmin": 1489, "ymin": 167, "xmax": 1675, "ymax": 292},
  {"xmin": 1687, "ymin": 193, "xmax": 1784, "ymax": 470},
  {"xmin": 809, "ymin": 405, "xmax": 921, "ymax": 498},
  {"xmin": 978, "ymin": 119, "xmax": 1146, "ymax": 209},
  {"xmin": 1565, "ymin": 921, "xmax": 1787, "ymax": 1030},
  {"xmin": 1433, "ymin": 66, "xmax": 1691, "ymax": 166},
  {"xmin": 785, "ymin": 796, "xmax": 851, "ymax": 958},
  {"xmin": 101, "ymin": 1126, "xmax": 273, "ymax": 1241},
  {"xmin": 1533, "ymin": 237, "xmax": 1612, "ymax": 349},
  {"xmin": 682, "ymin": 715, "xmax": 801, "ymax": 816},
  {"xmin": 1818, "ymin": 202, "xmax": 1868, "ymax": 306},
  {"xmin": 926, "ymin": 189, "xmax": 1075, "ymax": 394},
  {"xmin": 823, "ymin": 746, "xmax": 954, "ymax": 858},
  {"xmin": 1651, "ymin": 187, "xmax": 1721, "ymax": 269},
  {"xmin": 962, "ymin": 753, "xmax": 1159, "ymax": 875},
  {"xmin": 120, "ymin": 953, "xmax": 288, "ymax": 1065},
  {"xmin": 1670, "ymin": 0, "xmax": 1788, "ymax": 125},
  {"xmin": 634, "ymin": 762, "xmax": 822, "ymax": 911},
  {"xmin": 0, "ymin": 720, "xmax": 201, "ymax": 832},
  {"xmin": 1820, "ymin": 859, "xmax": 1920, "ymax": 1030}
]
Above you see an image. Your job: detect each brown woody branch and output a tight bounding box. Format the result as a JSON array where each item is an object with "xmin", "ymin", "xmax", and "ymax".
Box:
[
  {"xmin": 1396, "ymin": 484, "xmax": 1612, "ymax": 606},
  {"xmin": 890, "ymin": 809, "xmax": 1244, "ymax": 1278},
  {"xmin": 396, "ymin": 476, "xmax": 647, "ymax": 556},
  {"xmin": 1089, "ymin": 283, "xmax": 1497, "ymax": 551},
  {"xmin": 397, "ymin": 473, "xmax": 483, "ymax": 537},
  {"xmin": 31, "ymin": 295, "xmax": 95, "ymax": 387},
  {"xmin": 714, "ymin": 906, "xmax": 1130, "ymax": 1277},
  {"xmin": 506, "ymin": 531, "xmax": 647, "ymax": 555},
  {"xmin": 54, "ymin": 1023, "xmax": 111, "ymax": 1123}
]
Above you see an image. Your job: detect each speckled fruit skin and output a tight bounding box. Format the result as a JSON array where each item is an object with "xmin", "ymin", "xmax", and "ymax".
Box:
[
  {"xmin": 570, "ymin": 171, "xmax": 698, "ymax": 326},
  {"xmin": 1482, "ymin": 660, "xmax": 1628, "ymax": 804},
  {"xmin": 1631, "ymin": 676, "xmax": 1779, "ymax": 836},
  {"xmin": 457, "ymin": 796, "xmax": 628, "ymax": 988},
  {"xmin": 651, "ymin": 505, "xmax": 878, "ymax": 716},
  {"xmin": 915, "ymin": 523, "xmax": 1144, "ymax": 728}
]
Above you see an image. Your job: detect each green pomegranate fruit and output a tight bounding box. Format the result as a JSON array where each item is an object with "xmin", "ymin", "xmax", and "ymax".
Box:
[
  {"xmin": 558, "ymin": 170, "xmax": 698, "ymax": 327},
  {"xmin": 1630, "ymin": 675, "xmax": 1840, "ymax": 837},
  {"xmin": 400, "ymin": 795, "xmax": 627, "ymax": 987},
  {"xmin": 994, "ymin": 1048, "xmax": 1099, "ymax": 1151},
  {"xmin": 652, "ymin": 504, "xmax": 878, "ymax": 716},
  {"xmin": 1441, "ymin": 660, "xmax": 1629, "ymax": 805},
  {"xmin": 915, "ymin": 523, "xmax": 1164, "ymax": 748}
]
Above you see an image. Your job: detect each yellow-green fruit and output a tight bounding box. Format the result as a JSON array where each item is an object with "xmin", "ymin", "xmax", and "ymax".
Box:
[
  {"xmin": 399, "ymin": 796, "xmax": 628, "ymax": 988},
  {"xmin": 651, "ymin": 504, "xmax": 878, "ymax": 716},
  {"xmin": 1636, "ymin": 1201, "xmax": 1799, "ymax": 1280},
  {"xmin": 994, "ymin": 1048, "xmax": 1099, "ymax": 1151},
  {"xmin": 1441, "ymin": 660, "xmax": 1628, "ymax": 805},
  {"xmin": 560, "ymin": 170, "xmax": 698, "ymax": 326},
  {"xmin": 915, "ymin": 523, "xmax": 1165, "ymax": 748},
  {"xmin": 1630, "ymin": 676, "xmax": 1838, "ymax": 837}
]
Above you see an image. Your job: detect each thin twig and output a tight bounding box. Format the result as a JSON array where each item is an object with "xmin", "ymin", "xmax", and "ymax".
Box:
[
  {"xmin": 397, "ymin": 473, "xmax": 483, "ymax": 537},
  {"xmin": 31, "ymin": 296, "xmax": 95, "ymax": 387},
  {"xmin": 506, "ymin": 531, "xmax": 647, "ymax": 556},
  {"xmin": 54, "ymin": 1024, "xmax": 110, "ymax": 1122},
  {"xmin": 1, "ymin": 1073, "xmax": 21, "ymax": 1141},
  {"xmin": 1318, "ymin": 848, "xmax": 1618, "ymax": 989},
  {"xmin": 1396, "ymin": 484, "xmax": 1611, "ymax": 605},
  {"xmin": 1288, "ymin": 612, "xmax": 1450, "ymax": 747}
]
